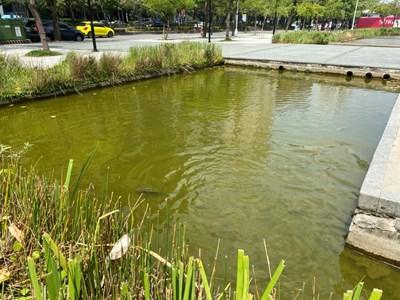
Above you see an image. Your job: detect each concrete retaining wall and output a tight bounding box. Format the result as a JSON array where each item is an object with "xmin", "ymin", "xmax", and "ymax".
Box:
[{"xmin": 346, "ymin": 94, "xmax": 400, "ymax": 266}]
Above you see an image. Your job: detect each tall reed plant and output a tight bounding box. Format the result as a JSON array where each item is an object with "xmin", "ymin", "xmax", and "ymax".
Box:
[
  {"xmin": 0, "ymin": 147, "xmax": 383, "ymax": 299},
  {"xmin": 0, "ymin": 42, "xmax": 223, "ymax": 102}
]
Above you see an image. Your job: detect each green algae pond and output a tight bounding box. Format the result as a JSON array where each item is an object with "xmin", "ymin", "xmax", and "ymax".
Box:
[{"xmin": 1, "ymin": 66, "xmax": 400, "ymax": 298}]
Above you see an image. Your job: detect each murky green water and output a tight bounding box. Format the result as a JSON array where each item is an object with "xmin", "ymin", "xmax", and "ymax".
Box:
[{"xmin": 1, "ymin": 67, "xmax": 400, "ymax": 298}]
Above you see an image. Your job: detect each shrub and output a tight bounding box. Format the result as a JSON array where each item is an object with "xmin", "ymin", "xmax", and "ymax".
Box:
[
  {"xmin": 0, "ymin": 42, "xmax": 223, "ymax": 102},
  {"xmin": 273, "ymin": 28, "xmax": 400, "ymax": 44}
]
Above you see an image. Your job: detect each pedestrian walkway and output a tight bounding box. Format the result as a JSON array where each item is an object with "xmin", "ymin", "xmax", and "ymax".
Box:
[
  {"xmin": 220, "ymin": 33, "xmax": 400, "ymax": 79},
  {"xmin": 2, "ymin": 31, "xmax": 400, "ymax": 77}
]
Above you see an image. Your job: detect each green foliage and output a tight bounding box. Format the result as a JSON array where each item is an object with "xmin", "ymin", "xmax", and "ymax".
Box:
[
  {"xmin": 0, "ymin": 148, "xmax": 385, "ymax": 299},
  {"xmin": 342, "ymin": 281, "xmax": 382, "ymax": 300},
  {"xmin": 273, "ymin": 28, "xmax": 400, "ymax": 45},
  {"xmin": 27, "ymin": 257, "xmax": 42, "ymax": 300},
  {"xmin": 0, "ymin": 42, "xmax": 223, "ymax": 102},
  {"xmin": 25, "ymin": 50, "xmax": 62, "ymax": 57},
  {"xmin": 273, "ymin": 30, "xmax": 330, "ymax": 44},
  {"xmin": 141, "ymin": 0, "xmax": 195, "ymax": 21}
]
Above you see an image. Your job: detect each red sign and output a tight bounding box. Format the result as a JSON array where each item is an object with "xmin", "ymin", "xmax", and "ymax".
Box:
[{"xmin": 355, "ymin": 16, "xmax": 400, "ymax": 28}]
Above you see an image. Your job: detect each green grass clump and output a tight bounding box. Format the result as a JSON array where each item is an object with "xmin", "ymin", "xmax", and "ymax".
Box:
[
  {"xmin": 0, "ymin": 146, "xmax": 286, "ymax": 299},
  {"xmin": 0, "ymin": 42, "xmax": 223, "ymax": 102},
  {"xmin": 25, "ymin": 50, "xmax": 62, "ymax": 57},
  {"xmin": 273, "ymin": 31, "xmax": 330, "ymax": 44},
  {"xmin": 0, "ymin": 145, "xmax": 385, "ymax": 299},
  {"xmin": 273, "ymin": 27, "xmax": 400, "ymax": 44}
]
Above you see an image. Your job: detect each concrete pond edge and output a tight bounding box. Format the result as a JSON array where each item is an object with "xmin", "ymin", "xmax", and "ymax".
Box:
[
  {"xmin": 224, "ymin": 58, "xmax": 400, "ymax": 81},
  {"xmin": 347, "ymin": 93, "xmax": 400, "ymax": 267}
]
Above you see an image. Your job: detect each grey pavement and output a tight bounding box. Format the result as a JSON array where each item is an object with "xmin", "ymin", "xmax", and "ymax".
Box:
[{"xmin": 1, "ymin": 31, "xmax": 400, "ymax": 71}]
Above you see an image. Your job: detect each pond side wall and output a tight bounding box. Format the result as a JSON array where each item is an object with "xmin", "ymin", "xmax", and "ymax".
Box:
[{"xmin": 346, "ymin": 93, "xmax": 400, "ymax": 266}]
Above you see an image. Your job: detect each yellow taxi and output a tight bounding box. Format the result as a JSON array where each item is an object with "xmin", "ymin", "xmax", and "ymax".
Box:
[{"xmin": 76, "ymin": 21, "xmax": 115, "ymax": 38}]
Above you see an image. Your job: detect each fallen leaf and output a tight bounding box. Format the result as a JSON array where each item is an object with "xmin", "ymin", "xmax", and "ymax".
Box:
[
  {"xmin": 109, "ymin": 234, "xmax": 131, "ymax": 260},
  {"xmin": 0, "ymin": 268, "xmax": 10, "ymax": 283},
  {"xmin": 9, "ymin": 223, "xmax": 24, "ymax": 243}
]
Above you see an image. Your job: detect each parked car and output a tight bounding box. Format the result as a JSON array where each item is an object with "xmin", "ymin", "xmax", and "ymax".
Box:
[
  {"xmin": 110, "ymin": 20, "xmax": 127, "ymax": 28},
  {"xmin": 24, "ymin": 20, "xmax": 85, "ymax": 42},
  {"xmin": 146, "ymin": 18, "xmax": 164, "ymax": 28},
  {"xmin": 1, "ymin": 14, "xmax": 24, "ymax": 20},
  {"xmin": 76, "ymin": 21, "xmax": 115, "ymax": 38}
]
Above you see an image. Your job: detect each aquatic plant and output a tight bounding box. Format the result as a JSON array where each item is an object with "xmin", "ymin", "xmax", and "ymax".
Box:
[
  {"xmin": 0, "ymin": 147, "xmax": 383, "ymax": 299},
  {"xmin": 0, "ymin": 42, "xmax": 223, "ymax": 103}
]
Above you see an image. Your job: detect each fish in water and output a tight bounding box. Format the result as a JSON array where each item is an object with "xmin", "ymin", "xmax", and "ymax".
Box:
[{"xmin": 136, "ymin": 188, "xmax": 167, "ymax": 197}]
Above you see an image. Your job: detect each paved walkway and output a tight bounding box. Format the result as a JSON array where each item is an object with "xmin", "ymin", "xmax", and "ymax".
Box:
[{"xmin": 2, "ymin": 31, "xmax": 400, "ymax": 73}]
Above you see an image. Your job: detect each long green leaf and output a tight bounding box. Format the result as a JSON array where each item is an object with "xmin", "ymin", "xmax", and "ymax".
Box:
[
  {"xmin": 172, "ymin": 266, "xmax": 177, "ymax": 300},
  {"xmin": 191, "ymin": 261, "xmax": 196, "ymax": 300},
  {"xmin": 71, "ymin": 152, "xmax": 94, "ymax": 202},
  {"xmin": 261, "ymin": 259, "xmax": 285, "ymax": 300},
  {"xmin": 352, "ymin": 282, "xmax": 364, "ymax": 300},
  {"xmin": 197, "ymin": 259, "xmax": 212, "ymax": 300},
  {"xmin": 44, "ymin": 238, "xmax": 62, "ymax": 300},
  {"xmin": 183, "ymin": 257, "xmax": 194, "ymax": 300},
  {"xmin": 43, "ymin": 233, "xmax": 67, "ymax": 271},
  {"xmin": 63, "ymin": 159, "xmax": 73, "ymax": 190},
  {"xmin": 27, "ymin": 257, "xmax": 42, "ymax": 300},
  {"xmin": 236, "ymin": 249, "xmax": 245, "ymax": 299},
  {"xmin": 144, "ymin": 271, "xmax": 150, "ymax": 300},
  {"xmin": 68, "ymin": 255, "xmax": 82, "ymax": 300},
  {"xmin": 179, "ymin": 261, "xmax": 184, "ymax": 300},
  {"xmin": 242, "ymin": 254, "xmax": 250, "ymax": 300},
  {"xmin": 343, "ymin": 291, "xmax": 353, "ymax": 300},
  {"xmin": 369, "ymin": 289, "xmax": 383, "ymax": 300}
]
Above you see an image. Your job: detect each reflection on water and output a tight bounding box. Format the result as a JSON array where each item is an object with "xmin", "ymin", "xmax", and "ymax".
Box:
[{"xmin": 0, "ymin": 67, "xmax": 399, "ymax": 298}]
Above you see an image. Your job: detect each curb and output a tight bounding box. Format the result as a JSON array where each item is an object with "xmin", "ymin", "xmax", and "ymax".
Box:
[
  {"xmin": 0, "ymin": 39, "xmax": 31, "ymax": 45},
  {"xmin": 224, "ymin": 58, "xmax": 400, "ymax": 80}
]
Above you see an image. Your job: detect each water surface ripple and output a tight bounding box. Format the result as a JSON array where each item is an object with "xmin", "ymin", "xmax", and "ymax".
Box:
[{"xmin": 0, "ymin": 67, "xmax": 399, "ymax": 298}]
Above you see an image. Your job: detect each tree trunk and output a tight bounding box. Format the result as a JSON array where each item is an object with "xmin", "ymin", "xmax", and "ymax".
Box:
[
  {"xmin": 69, "ymin": 4, "xmax": 75, "ymax": 20},
  {"xmin": 48, "ymin": 0, "xmax": 60, "ymax": 41},
  {"xmin": 28, "ymin": 0, "xmax": 49, "ymax": 50},
  {"xmin": 254, "ymin": 12, "xmax": 257, "ymax": 31},
  {"xmin": 232, "ymin": 16, "xmax": 236, "ymax": 36},
  {"xmin": 163, "ymin": 20, "xmax": 169, "ymax": 39},
  {"xmin": 286, "ymin": 13, "xmax": 293, "ymax": 31},
  {"xmin": 262, "ymin": 16, "xmax": 266, "ymax": 31},
  {"xmin": 225, "ymin": 0, "xmax": 233, "ymax": 40},
  {"xmin": 205, "ymin": 1, "xmax": 209, "ymax": 38},
  {"xmin": 65, "ymin": 0, "xmax": 75, "ymax": 19}
]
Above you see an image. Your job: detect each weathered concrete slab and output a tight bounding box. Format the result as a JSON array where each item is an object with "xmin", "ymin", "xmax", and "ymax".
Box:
[
  {"xmin": 347, "ymin": 94, "xmax": 400, "ymax": 266},
  {"xmin": 224, "ymin": 59, "xmax": 400, "ymax": 80},
  {"xmin": 347, "ymin": 213, "xmax": 400, "ymax": 266}
]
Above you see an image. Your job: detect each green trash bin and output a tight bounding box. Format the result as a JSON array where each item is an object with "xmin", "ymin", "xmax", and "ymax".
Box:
[{"xmin": 0, "ymin": 19, "xmax": 26, "ymax": 41}]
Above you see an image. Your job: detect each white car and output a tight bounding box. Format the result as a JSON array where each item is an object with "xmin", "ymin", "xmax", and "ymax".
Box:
[{"xmin": 1, "ymin": 14, "xmax": 23, "ymax": 19}]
